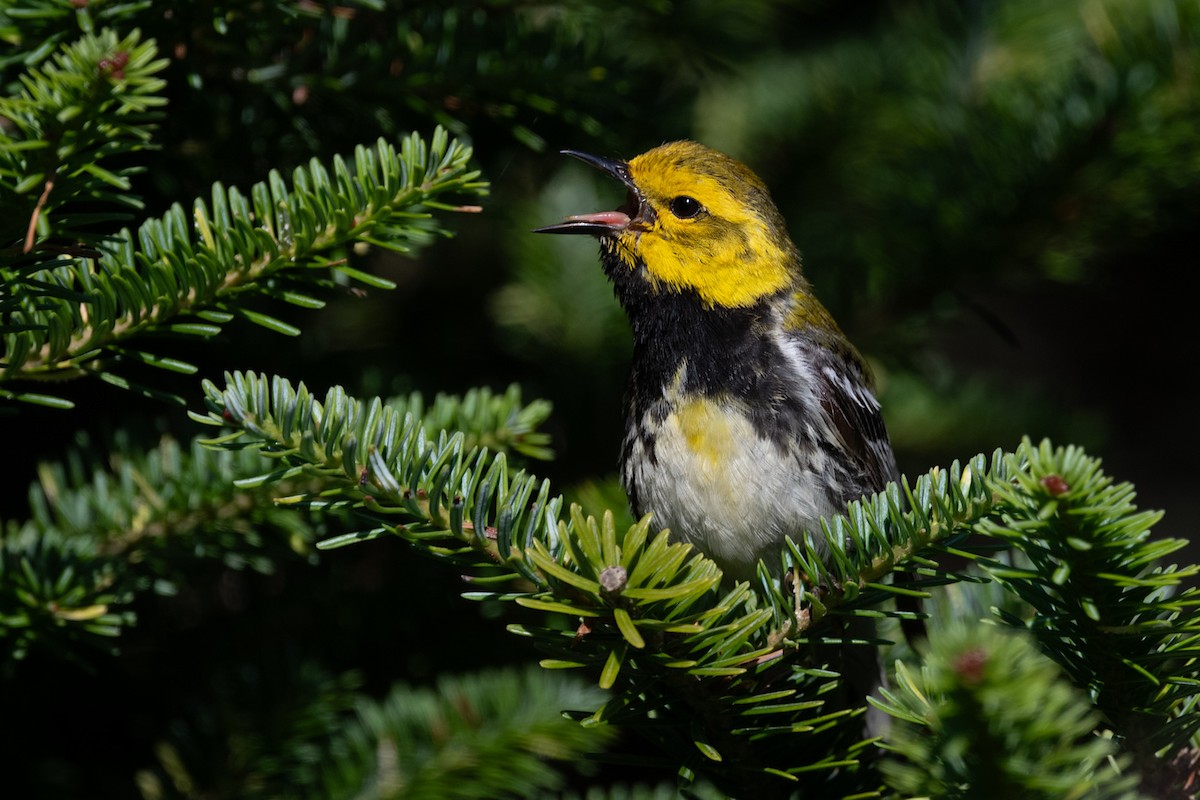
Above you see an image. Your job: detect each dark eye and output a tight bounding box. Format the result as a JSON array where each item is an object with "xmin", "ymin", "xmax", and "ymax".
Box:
[{"xmin": 669, "ymin": 195, "xmax": 703, "ymax": 219}]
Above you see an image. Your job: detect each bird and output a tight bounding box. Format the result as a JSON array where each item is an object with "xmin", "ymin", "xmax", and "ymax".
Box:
[{"xmin": 534, "ymin": 141, "xmax": 899, "ymax": 586}]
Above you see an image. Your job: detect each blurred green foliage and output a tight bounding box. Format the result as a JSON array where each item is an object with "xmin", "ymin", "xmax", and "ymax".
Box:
[
  {"xmin": 134, "ymin": 665, "xmax": 613, "ymax": 800},
  {"xmin": 878, "ymin": 623, "xmax": 1141, "ymax": 799}
]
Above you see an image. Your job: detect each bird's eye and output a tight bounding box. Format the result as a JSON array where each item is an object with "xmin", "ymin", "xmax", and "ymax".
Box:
[{"xmin": 669, "ymin": 195, "xmax": 703, "ymax": 219}]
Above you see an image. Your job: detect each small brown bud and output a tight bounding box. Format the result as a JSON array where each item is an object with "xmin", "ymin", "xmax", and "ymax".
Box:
[{"xmin": 599, "ymin": 565, "xmax": 628, "ymax": 595}]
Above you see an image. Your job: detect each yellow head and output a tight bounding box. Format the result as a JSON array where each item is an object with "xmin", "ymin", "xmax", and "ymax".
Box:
[{"xmin": 536, "ymin": 141, "xmax": 802, "ymax": 309}]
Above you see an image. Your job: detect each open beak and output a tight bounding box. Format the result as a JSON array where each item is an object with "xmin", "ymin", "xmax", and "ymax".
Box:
[{"xmin": 534, "ymin": 150, "xmax": 641, "ymax": 236}]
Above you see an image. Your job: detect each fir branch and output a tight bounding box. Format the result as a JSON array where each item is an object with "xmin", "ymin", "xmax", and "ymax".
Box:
[
  {"xmin": 391, "ymin": 384, "xmax": 555, "ymax": 462},
  {"xmin": 192, "ymin": 371, "xmax": 1033, "ymax": 795},
  {"xmin": 133, "ymin": 664, "xmax": 613, "ymax": 800},
  {"xmin": 192, "ymin": 373, "xmax": 1200, "ymax": 793},
  {"xmin": 973, "ymin": 439, "xmax": 1200, "ymax": 790},
  {"xmin": 763, "ymin": 454, "xmax": 1003, "ymax": 638},
  {"xmin": 1, "ymin": 379, "xmax": 549, "ymax": 666},
  {"xmin": 324, "ymin": 667, "xmax": 613, "ymax": 800},
  {"xmin": 0, "ymin": 28, "xmax": 167, "ymax": 250},
  {"xmin": 876, "ymin": 623, "xmax": 1144, "ymax": 799},
  {"xmin": 0, "ymin": 383, "xmax": 548, "ymax": 666},
  {"xmin": 131, "ymin": 657, "xmax": 365, "ymax": 800},
  {"xmin": 0, "ymin": 433, "xmax": 314, "ymax": 663},
  {"xmin": 1, "ymin": 126, "xmax": 486, "ymax": 405},
  {"xmin": 0, "ymin": 1, "xmax": 150, "ymax": 71},
  {"xmin": 25, "ymin": 432, "xmax": 321, "ymax": 569},
  {"xmin": 0, "ymin": 524, "xmax": 134, "ymax": 665}
]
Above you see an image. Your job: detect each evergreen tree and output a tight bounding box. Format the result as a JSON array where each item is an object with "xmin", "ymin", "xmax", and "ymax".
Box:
[{"xmin": 3, "ymin": 2, "xmax": 1198, "ymax": 797}]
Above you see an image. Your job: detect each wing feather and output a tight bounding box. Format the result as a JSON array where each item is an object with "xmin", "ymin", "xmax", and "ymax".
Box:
[{"xmin": 812, "ymin": 348, "xmax": 899, "ymax": 497}]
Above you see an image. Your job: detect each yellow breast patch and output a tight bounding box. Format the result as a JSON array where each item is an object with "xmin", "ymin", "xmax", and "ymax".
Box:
[{"xmin": 673, "ymin": 396, "xmax": 739, "ymax": 465}]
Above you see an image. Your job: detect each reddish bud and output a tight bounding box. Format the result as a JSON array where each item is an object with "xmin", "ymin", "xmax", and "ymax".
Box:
[
  {"xmin": 953, "ymin": 647, "xmax": 988, "ymax": 685},
  {"xmin": 1041, "ymin": 475, "xmax": 1070, "ymax": 496},
  {"xmin": 99, "ymin": 50, "xmax": 129, "ymax": 80}
]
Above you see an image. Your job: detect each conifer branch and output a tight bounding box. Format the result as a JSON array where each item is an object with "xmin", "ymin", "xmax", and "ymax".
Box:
[
  {"xmin": 0, "ymin": 28, "xmax": 167, "ymax": 250},
  {"xmin": 1, "ymin": 125, "xmax": 485, "ymax": 406},
  {"xmin": 192, "ymin": 374, "xmax": 1200, "ymax": 793},
  {"xmin": 0, "ymin": 385, "xmax": 544, "ymax": 666},
  {"xmin": 0, "ymin": 434, "xmax": 313, "ymax": 662},
  {"xmin": 191, "ymin": 372, "xmax": 1044, "ymax": 794},
  {"xmin": 2, "ymin": 32, "xmax": 486, "ymax": 406},
  {"xmin": 133, "ymin": 664, "xmax": 614, "ymax": 800},
  {"xmin": 764, "ymin": 456, "xmax": 1002, "ymax": 638},
  {"xmin": 876, "ymin": 624, "xmax": 1144, "ymax": 799},
  {"xmin": 324, "ymin": 667, "xmax": 614, "ymax": 799},
  {"xmin": 389, "ymin": 384, "xmax": 555, "ymax": 461},
  {"xmin": 972, "ymin": 440, "xmax": 1200, "ymax": 794}
]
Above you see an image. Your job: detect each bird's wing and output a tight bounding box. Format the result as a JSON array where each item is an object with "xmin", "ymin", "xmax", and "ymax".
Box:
[{"xmin": 809, "ymin": 344, "xmax": 899, "ymax": 496}]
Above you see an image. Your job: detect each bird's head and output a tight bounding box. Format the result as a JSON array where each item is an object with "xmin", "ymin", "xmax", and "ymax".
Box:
[{"xmin": 536, "ymin": 141, "xmax": 802, "ymax": 309}]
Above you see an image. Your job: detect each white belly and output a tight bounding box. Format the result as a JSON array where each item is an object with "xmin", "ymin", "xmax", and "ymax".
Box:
[{"xmin": 624, "ymin": 394, "xmax": 835, "ymax": 582}]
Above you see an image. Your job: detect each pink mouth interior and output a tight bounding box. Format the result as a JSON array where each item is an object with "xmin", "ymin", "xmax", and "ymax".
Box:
[{"xmin": 566, "ymin": 211, "xmax": 631, "ymax": 227}]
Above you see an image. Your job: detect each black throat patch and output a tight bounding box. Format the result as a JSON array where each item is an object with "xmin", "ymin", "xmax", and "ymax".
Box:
[{"xmin": 599, "ymin": 243, "xmax": 808, "ymax": 447}]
